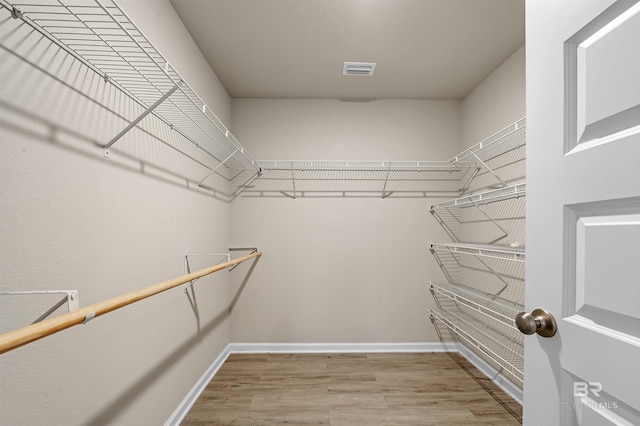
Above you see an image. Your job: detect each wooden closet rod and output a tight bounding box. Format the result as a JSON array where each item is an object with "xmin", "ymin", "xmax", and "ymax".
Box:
[{"xmin": 0, "ymin": 251, "xmax": 262, "ymax": 355}]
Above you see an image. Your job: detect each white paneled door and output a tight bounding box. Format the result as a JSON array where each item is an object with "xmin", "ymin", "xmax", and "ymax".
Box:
[{"xmin": 525, "ymin": 1, "xmax": 640, "ymax": 425}]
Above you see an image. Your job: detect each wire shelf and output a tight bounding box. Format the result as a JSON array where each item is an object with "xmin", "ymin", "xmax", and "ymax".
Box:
[
  {"xmin": 0, "ymin": 0, "xmax": 258, "ymax": 187},
  {"xmin": 428, "ymin": 119, "xmax": 526, "ymax": 392},
  {"xmin": 0, "ymin": 2, "xmax": 525, "ymax": 199},
  {"xmin": 245, "ymin": 117, "xmax": 525, "ymax": 197},
  {"xmin": 430, "ymin": 183, "xmax": 526, "ymax": 211},
  {"xmin": 242, "ymin": 160, "xmax": 480, "ymax": 198},
  {"xmin": 255, "ymin": 160, "xmax": 478, "ymax": 171},
  {"xmin": 450, "ymin": 117, "xmax": 526, "ymax": 165},
  {"xmin": 429, "ymin": 242, "xmax": 525, "ymax": 263},
  {"xmin": 430, "ymin": 307, "xmax": 524, "ymax": 386},
  {"xmin": 429, "ymin": 282, "xmax": 523, "ymax": 329}
]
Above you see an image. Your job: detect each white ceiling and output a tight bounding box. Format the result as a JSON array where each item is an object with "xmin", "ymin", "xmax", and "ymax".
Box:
[{"xmin": 170, "ymin": 0, "xmax": 525, "ymax": 100}]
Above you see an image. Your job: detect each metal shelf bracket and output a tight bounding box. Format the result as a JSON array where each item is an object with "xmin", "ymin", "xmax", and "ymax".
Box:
[
  {"xmin": 103, "ymin": 83, "xmax": 180, "ymax": 158},
  {"xmin": 470, "ymin": 152, "xmax": 506, "ymax": 187},
  {"xmin": 381, "ymin": 163, "xmax": 391, "ymax": 199},
  {"xmin": 0, "ymin": 290, "xmax": 80, "ymax": 324},
  {"xmin": 291, "ymin": 165, "xmax": 297, "ymax": 199},
  {"xmin": 228, "ymin": 247, "xmax": 259, "ymax": 271},
  {"xmin": 183, "ymin": 253, "xmax": 231, "ymax": 293},
  {"xmin": 430, "ymin": 184, "xmax": 526, "ymax": 243},
  {"xmin": 10, "ymin": 4, "xmax": 22, "ymax": 19},
  {"xmin": 197, "ymin": 148, "xmax": 240, "ymax": 186}
]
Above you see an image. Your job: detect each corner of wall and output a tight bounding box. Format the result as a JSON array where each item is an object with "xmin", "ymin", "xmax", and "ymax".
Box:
[{"xmin": 461, "ymin": 44, "xmax": 526, "ymax": 147}]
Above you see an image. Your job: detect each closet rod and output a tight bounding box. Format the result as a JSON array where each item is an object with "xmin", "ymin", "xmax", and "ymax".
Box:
[{"xmin": 0, "ymin": 251, "xmax": 262, "ymax": 355}]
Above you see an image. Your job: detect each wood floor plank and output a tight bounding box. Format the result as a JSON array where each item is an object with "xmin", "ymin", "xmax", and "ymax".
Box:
[{"xmin": 182, "ymin": 352, "xmax": 522, "ymax": 425}]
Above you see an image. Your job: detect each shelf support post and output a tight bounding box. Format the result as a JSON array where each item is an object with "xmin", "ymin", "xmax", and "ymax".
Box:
[
  {"xmin": 381, "ymin": 163, "xmax": 391, "ymax": 199},
  {"xmin": 458, "ymin": 167, "xmax": 480, "ymax": 195},
  {"xmin": 291, "ymin": 165, "xmax": 297, "ymax": 199},
  {"xmin": 197, "ymin": 148, "xmax": 239, "ymax": 187},
  {"xmin": 470, "ymin": 152, "xmax": 506, "ymax": 187},
  {"xmin": 184, "ymin": 253, "xmax": 230, "ymax": 293},
  {"xmin": 228, "ymin": 247, "xmax": 259, "ymax": 271},
  {"xmin": 472, "ymin": 255, "xmax": 510, "ymax": 295},
  {"xmin": 470, "ymin": 201, "xmax": 510, "ymax": 242},
  {"xmin": 103, "ymin": 83, "xmax": 179, "ymax": 157},
  {"xmin": 230, "ymin": 171, "xmax": 261, "ymax": 201}
]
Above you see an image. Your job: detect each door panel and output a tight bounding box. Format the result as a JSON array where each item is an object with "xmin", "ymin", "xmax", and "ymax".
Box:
[
  {"xmin": 580, "ymin": 5, "xmax": 640, "ymax": 141},
  {"xmin": 566, "ymin": 1, "xmax": 640, "ymax": 150},
  {"xmin": 526, "ymin": 1, "xmax": 640, "ymax": 424},
  {"xmin": 575, "ymin": 214, "xmax": 640, "ymax": 318}
]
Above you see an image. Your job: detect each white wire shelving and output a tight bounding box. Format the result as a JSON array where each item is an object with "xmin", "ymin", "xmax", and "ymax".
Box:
[
  {"xmin": 427, "ymin": 119, "xmax": 526, "ymax": 394},
  {"xmin": 429, "ymin": 307, "xmax": 524, "ymax": 386},
  {"xmin": 0, "ymin": 1, "xmax": 526, "ymax": 199},
  {"xmin": 429, "ymin": 184, "xmax": 526, "ymax": 243},
  {"xmin": 242, "ymin": 118, "xmax": 526, "ymax": 198},
  {"xmin": 430, "ymin": 183, "xmax": 526, "ymax": 211},
  {"xmin": 450, "ymin": 118, "xmax": 526, "ymax": 190},
  {"xmin": 449, "ymin": 118, "xmax": 526, "ymax": 165},
  {"xmin": 428, "ymin": 242, "xmax": 525, "ymax": 263},
  {"xmin": 244, "ymin": 160, "xmax": 479, "ymax": 198},
  {"xmin": 0, "ymin": 0, "xmax": 259, "ymax": 192},
  {"xmin": 0, "ymin": 0, "xmax": 527, "ymax": 198},
  {"xmin": 428, "ymin": 282, "xmax": 523, "ymax": 330}
]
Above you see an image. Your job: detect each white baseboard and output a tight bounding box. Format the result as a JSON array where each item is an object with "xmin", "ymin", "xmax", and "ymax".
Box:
[
  {"xmin": 164, "ymin": 345, "xmax": 232, "ymax": 426},
  {"xmin": 166, "ymin": 341, "xmax": 521, "ymax": 425},
  {"xmin": 229, "ymin": 341, "xmax": 458, "ymax": 354}
]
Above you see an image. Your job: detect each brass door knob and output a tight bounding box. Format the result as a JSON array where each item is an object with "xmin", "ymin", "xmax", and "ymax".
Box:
[{"xmin": 515, "ymin": 308, "xmax": 557, "ymax": 338}]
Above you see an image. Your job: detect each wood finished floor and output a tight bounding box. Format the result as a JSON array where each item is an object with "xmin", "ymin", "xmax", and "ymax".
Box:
[{"xmin": 182, "ymin": 352, "xmax": 522, "ymax": 425}]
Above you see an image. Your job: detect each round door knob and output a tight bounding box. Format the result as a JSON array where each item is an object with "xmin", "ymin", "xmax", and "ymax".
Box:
[{"xmin": 515, "ymin": 308, "xmax": 557, "ymax": 338}]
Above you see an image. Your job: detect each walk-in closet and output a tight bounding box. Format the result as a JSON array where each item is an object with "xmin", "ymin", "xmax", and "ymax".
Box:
[{"xmin": 3, "ymin": 1, "xmax": 639, "ymax": 425}]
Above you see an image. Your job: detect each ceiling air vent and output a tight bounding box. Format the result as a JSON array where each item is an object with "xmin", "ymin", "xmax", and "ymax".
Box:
[{"xmin": 342, "ymin": 62, "xmax": 377, "ymax": 76}]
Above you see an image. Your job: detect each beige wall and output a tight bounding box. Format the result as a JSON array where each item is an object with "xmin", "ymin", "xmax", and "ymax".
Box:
[
  {"xmin": 229, "ymin": 99, "xmax": 461, "ymax": 343},
  {"xmin": 0, "ymin": 1, "xmax": 235, "ymax": 424},
  {"xmin": 459, "ymin": 45, "xmax": 526, "ymax": 201},
  {"xmin": 227, "ymin": 48, "xmax": 526, "ymax": 345},
  {"xmin": 462, "ymin": 45, "xmax": 526, "ymax": 147}
]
